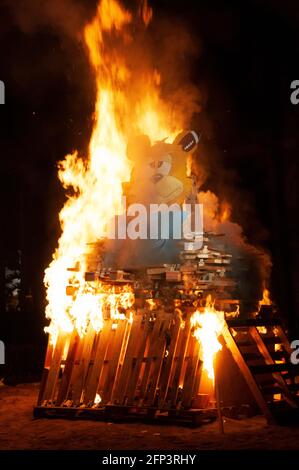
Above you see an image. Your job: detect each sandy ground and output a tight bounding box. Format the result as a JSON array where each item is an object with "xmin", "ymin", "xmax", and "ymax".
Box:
[{"xmin": 0, "ymin": 383, "xmax": 299, "ymax": 450}]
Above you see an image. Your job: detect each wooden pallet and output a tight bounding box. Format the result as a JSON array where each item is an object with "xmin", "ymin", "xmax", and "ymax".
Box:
[
  {"xmin": 36, "ymin": 310, "xmax": 299, "ymax": 425},
  {"xmin": 223, "ymin": 318, "xmax": 299, "ymax": 424},
  {"xmin": 33, "ymin": 404, "xmax": 217, "ymax": 426},
  {"xmin": 35, "ymin": 308, "xmax": 206, "ymax": 424}
]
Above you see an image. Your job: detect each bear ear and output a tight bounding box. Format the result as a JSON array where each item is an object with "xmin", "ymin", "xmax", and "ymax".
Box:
[
  {"xmin": 127, "ymin": 135, "xmax": 151, "ymax": 162},
  {"xmin": 173, "ymin": 130, "xmax": 200, "ymax": 153}
]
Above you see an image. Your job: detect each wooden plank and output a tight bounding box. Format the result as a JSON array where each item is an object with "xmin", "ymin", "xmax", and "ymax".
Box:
[
  {"xmin": 181, "ymin": 336, "xmax": 201, "ymax": 409},
  {"xmin": 139, "ymin": 315, "xmax": 166, "ymax": 401},
  {"xmin": 37, "ymin": 369, "xmax": 49, "ymax": 406},
  {"xmin": 214, "ymin": 359, "xmax": 224, "ymax": 433},
  {"xmin": 56, "ymin": 330, "xmax": 80, "ymax": 405},
  {"xmin": 66, "ymin": 332, "xmax": 85, "ymax": 402},
  {"xmin": 114, "ymin": 315, "xmax": 144, "ymax": 405},
  {"xmin": 44, "ymin": 338, "xmax": 54, "ymax": 368},
  {"xmin": 37, "ymin": 337, "xmax": 54, "ymax": 405},
  {"xmin": 146, "ymin": 313, "xmax": 173, "ymax": 405},
  {"xmin": 221, "ymin": 323, "xmax": 275, "ymax": 424},
  {"xmin": 102, "ymin": 320, "xmax": 128, "ymax": 403},
  {"xmin": 71, "ymin": 325, "xmax": 96, "ymax": 404},
  {"xmin": 33, "ymin": 403, "xmax": 217, "ymax": 425},
  {"xmin": 96, "ymin": 327, "xmax": 117, "ymax": 399},
  {"xmin": 95, "ymin": 329, "xmax": 115, "ymax": 395},
  {"xmin": 118, "ymin": 317, "xmax": 132, "ymax": 366},
  {"xmin": 125, "ymin": 317, "xmax": 149, "ymax": 405},
  {"xmin": 191, "ymin": 357, "xmax": 203, "ymax": 401},
  {"xmin": 109, "ymin": 319, "xmax": 133, "ymax": 402},
  {"xmin": 249, "ymin": 327, "xmax": 297, "ymax": 408},
  {"xmin": 167, "ymin": 319, "xmax": 191, "ymax": 407},
  {"xmin": 81, "ymin": 327, "xmax": 103, "ymax": 403},
  {"xmin": 42, "ymin": 332, "xmax": 68, "ymax": 402},
  {"xmin": 84, "ymin": 320, "xmax": 112, "ymax": 404},
  {"xmin": 158, "ymin": 313, "xmax": 181, "ymax": 408}
]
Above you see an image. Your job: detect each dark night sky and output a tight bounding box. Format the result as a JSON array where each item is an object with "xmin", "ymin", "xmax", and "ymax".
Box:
[{"xmin": 0, "ymin": 0, "xmax": 298, "ymax": 354}]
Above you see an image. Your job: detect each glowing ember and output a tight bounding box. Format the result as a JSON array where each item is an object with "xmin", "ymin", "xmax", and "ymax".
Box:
[
  {"xmin": 44, "ymin": 0, "xmax": 180, "ymax": 343},
  {"xmin": 191, "ymin": 296, "xmax": 225, "ymax": 382}
]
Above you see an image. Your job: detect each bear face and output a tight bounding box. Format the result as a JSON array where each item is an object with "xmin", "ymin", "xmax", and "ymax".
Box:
[{"xmin": 126, "ymin": 130, "xmax": 200, "ymax": 205}]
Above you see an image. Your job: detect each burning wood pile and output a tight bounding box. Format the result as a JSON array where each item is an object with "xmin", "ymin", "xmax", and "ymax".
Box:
[{"xmin": 36, "ymin": 232, "xmax": 237, "ymax": 425}]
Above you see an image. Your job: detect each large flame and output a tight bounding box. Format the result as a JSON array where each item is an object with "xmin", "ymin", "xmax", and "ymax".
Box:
[
  {"xmin": 44, "ymin": 0, "xmax": 181, "ymax": 343},
  {"xmin": 191, "ymin": 295, "xmax": 225, "ymax": 382}
]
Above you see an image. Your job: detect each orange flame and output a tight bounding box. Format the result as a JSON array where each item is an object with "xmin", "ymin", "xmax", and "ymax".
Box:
[
  {"xmin": 44, "ymin": 0, "xmax": 181, "ymax": 343},
  {"xmin": 259, "ymin": 288, "xmax": 271, "ymax": 308},
  {"xmin": 220, "ymin": 201, "xmax": 232, "ymax": 223},
  {"xmin": 191, "ymin": 295, "xmax": 225, "ymax": 382},
  {"xmin": 139, "ymin": 0, "xmax": 153, "ymax": 26}
]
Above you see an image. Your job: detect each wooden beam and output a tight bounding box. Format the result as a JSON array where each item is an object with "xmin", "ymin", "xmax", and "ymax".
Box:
[
  {"xmin": 139, "ymin": 315, "xmax": 165, "ymax": 400},
  {"xmin": 125, "ymin": 317, "xmax": 149, "ymax": 405},
  {"xmin": 115, "ymin": 315, "xmax": 144, "ymax": 405},
  {"xmin": 146, "ymin": 313, "xmax": 173, "ymax": 405},
  {"xmin": 181, "ymin": 335, "xmax": 201, "ymax": 409},
  {"xmin": 56, "ymin": 330, "xmax": 79, "ymax": 405},
  {"xmin": 84, "ymin": 320, "xmax": 112, "ymax": 404},
  {"xmin": 249, "ymin": 326, "xmax": 297, "ymax": 408},
  {"xmin": 102, "ymin": 319, "xmax": 128, "ymax": 403},
  {"xmin": 42, "ymin": 331, "xmax": 68, "ymax": 403},
  {"xmin": 158, "ymin": 313, "xmax": 181, "ymax": 408},
  {"xmin": 221, "ymin": 323, "xmax": 275, "ymax": 424},
  {"xmin": 167, "ymin": 319, "xmax": 191, "ymax": 407},
  {"xmin": 71, "ymin": 325, "xmax": 96, "ymax": 404}
]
